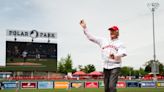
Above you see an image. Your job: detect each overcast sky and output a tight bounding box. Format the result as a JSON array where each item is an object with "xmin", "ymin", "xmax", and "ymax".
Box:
[{"xmin": 0, "ymin": 0, "xmax": 164, "ymax": 71}]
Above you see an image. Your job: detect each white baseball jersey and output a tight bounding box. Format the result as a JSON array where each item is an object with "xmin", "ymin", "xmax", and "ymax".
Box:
[
  {"xmin": 22, "ymin": 51, "xmax": 28, "ymax": 58},
  {"xmin": 83, "ymin": 28, "xmax": 127, "ymax": 69}
]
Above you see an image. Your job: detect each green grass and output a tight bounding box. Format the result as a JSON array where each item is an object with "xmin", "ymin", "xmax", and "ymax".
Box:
[
  {"xmin": 0, "ymin": 88, "xmax": 164, "ymax": 92},
  {"xmin": 0, "ymin": 58, "xmax": 57, "ymax": 71}
]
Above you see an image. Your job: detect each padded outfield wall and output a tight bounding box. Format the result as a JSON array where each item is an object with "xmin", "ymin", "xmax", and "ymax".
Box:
[{"xmin": 1, "ymin": 80, "xmax": 164, "ymax": 90}]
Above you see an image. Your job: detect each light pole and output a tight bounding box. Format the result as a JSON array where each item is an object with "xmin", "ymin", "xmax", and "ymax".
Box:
[{"xmin": 147, "ymin": 2, "xmax": 159, "ymax": 81}]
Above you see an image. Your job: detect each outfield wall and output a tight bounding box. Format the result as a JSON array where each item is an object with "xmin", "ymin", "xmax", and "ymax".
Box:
[{"xmin": 1, "ymin": 80, "xmax": 164, "ymax": 90}]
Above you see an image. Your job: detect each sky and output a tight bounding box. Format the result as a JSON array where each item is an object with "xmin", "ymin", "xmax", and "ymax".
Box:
[{"xmin": 0, "ymin": 0, "xmax": 164, "ymax": 71}]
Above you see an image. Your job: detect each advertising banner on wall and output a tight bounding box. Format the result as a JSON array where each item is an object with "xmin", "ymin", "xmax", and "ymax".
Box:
[
  {"xmin": 99, "ymin": 81, "xmax": 104, "ymax": 88},
  {"xmin": 126, "ymin": 81, "xmax": 139, "ymax": 87},
  {"xmin": 2, "ymin": 81, "xmax": 18, "ymax": 89},
  {"xmin": 54, "ymin": 82, "xmax": 69, "ymax": 89},
  {"xmin": 21, "ymin": 82, "xmax": 37, "ymax": 89},
  {"xmin": 157, "ymin": 82, "xmax": 164, "ymax": 88},
  {"xmin": 85, "ymin": 81, "xmax": 98, "ymax": 88},
  {"xmin": 71, "ymin": 82, "xmax": 84, "ymax": 88},
  {"xmin": 116, "ymin": 81, "xmax": 126, "ymax": 88},
  {"xmin": 38, "ymin": 81, "xmax": 53, "ymax": 89},
  {"xmin": 140, "ymin": 81, "xmax": 156, "ymax": 88}
]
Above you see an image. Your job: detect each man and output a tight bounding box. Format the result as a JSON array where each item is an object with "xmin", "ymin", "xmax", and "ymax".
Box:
[
  {"xmin": 80, "ymin": 20, "xmax": 127, "ymax": 92},
  {"xmin": 22, "ymin": 50, "xmax": 28, "ymax": 62},
  {"xmin": 35, "ymin": 49, "xmax": 40, "ymax": 62}
]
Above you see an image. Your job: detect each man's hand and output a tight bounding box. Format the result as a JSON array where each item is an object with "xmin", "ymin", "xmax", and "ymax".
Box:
[
  {"xmin": 80, "ymin": 19, "xmax": 87, "ymax": 29},
  {"xmin": 109, "ymin": 54, "xmax": 115, "ymax": 59},
  {"xmin": 109, "ymin": 54, "xmax": 124, "ymax": 61}
]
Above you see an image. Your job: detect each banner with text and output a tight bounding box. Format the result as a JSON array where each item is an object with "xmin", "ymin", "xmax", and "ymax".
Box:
[
  {"xmin": 38, "ymin": 81, "xmax": 53, "ymax": 89},
  {"xmin": 141, "ymin": 82, "xmax": 156, "ymax": 88},
  {"xmin": 99, "ymin": 81, "xmax": 104, "ymax": 88},
  {"xmin": 54, "ymin": 82, "xmax": 69, "ymax": 89},
  {"xmin": 85, "ymin": 81, "xmax": 98, "ymax": 88},
  {"xmin": 2, "ymin": 81, "xmax": 18, "ymax": 89},
  {"xmin": 71, "ymin": 82, "xmax": 84, "ymax": 88},
  {"xmin": 126, "ymin": 81, "xmax": 139, "ymax": 87},
  {"xmin": 21, "ymin": 82, "xmax": 37, "ymax": 89},
  {"xmin": 117, "ymin": 81, "xmax": 126, "ymax": 88},
  {"xmin": 157, "ymin": 82, "xmax": 164, "ymax": 88}
]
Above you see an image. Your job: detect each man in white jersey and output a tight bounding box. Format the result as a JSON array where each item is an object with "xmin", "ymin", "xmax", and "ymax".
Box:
[
  {"xmin": 80, "ymin": 20, "xmax": 127, "ymax": 92},
  {"xmin": 22, "ymin": 50, "xmax": 28, "ymax": 62}
]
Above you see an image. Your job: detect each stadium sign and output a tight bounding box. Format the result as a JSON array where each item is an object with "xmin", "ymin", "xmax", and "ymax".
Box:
[
  {"xmin": 38, "ymin": 81, "xmax": 54, "ymax": 89},
  {"xmin": 126, "ymin": 81, "xmax": 139, "ymax": 87},
  {"xmin": 99, "ymin": 81, "xmax": 104, "ymax": 88},
  {"xmin": 117, "ymin": 81, "xmax": 126, "ymax": 88},
  {"xmin": 140, "ymin": 81, "xmax": 156, "ymax": 88},
  {"xmin": 71, "ymin": 82, "xmax": 84, "ymax": 88},
  {"xmin": 85, "ymin": 81, "xmax": 98, "ymax": 88},
  {"xmin": 21, "ymin": 82, "xmax": 37, "ymax": 89},
  {"xmin": 157, "ymin": 82, "xmax": 164, "ymax": 88},
  {"xmin": 7, "ymin": 29, "xmax": 57, "ymax": 39},
  {"xmin": 54, "ymin": 82, "xmax": 69, "ymax": 89},
  {"xmin": 2, "ymin": 81, "xmax": 18, "ymax": 89}
]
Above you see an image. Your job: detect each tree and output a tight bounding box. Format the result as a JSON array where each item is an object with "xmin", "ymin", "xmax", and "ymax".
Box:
[
  {"xmin": 145, "ymin": 64, "xmax": 151, "ymax": 73},
  {"xmin": 84, "ymin": 64, "xmax": 96, "ymax": 73},
  {"xmin": 133, "ymin": 70, "xmax": 139, "ymax": 78},
  {"xmin": 139, "ymin": 67, "xmax": 147, "ymax": 76},
  {"xmin": 78, "ymin": 64, "xmax": 96, "ymax": 73},
  {"xmin": 78, "ymin": 65, "xmax": 84, "ymax": 71},
  {"xmin": 57, "ymin": 54, "xmax": 76, "ymax": 74},
  {"xmin": 64, "ymin": 54, "xmax": 73, "ymax": 73},
  {"xmin": 120, "ymin": 66, "xmax": 133, "ymax": 76},
  {"xmin": 158, "ymin": 63, "xmax": 164, "ymax": 75},
  {"xmin": 57, "ymin": 58, "xmax": 65, "ymax": 73},
  {"xmin": 159, "ymin": 63, "xmax": 164, "ymax": 75},
  {"xmin": 144, "ymin": 60, "xmax": 163, "ymax": 74}
]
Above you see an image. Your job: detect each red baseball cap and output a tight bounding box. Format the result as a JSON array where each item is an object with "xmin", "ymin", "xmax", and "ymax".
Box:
[{"xmin": 108, "ymin": 26, "xmax": 119, "ymax": 32}]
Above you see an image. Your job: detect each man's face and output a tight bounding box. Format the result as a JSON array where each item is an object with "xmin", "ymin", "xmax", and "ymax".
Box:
[{"xmin": 110, "ymin": 30, "xmax": 119, "ymax": 39}]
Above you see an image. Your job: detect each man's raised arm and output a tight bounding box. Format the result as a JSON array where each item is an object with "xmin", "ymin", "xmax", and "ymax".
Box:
[{"xmin": 79, "ymin": 19, "xmax": 102, "ymax": 46}]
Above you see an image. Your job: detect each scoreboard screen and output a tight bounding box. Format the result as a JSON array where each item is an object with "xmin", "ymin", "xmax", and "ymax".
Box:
[{"xmin": 5, "ymin": 41, "xmax": 57, "ymax": 71}]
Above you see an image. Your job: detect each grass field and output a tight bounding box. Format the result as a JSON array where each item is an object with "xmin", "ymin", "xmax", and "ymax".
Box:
[
  {"xmin": 0, "ymin": 88, "xmax": 164, "ymax": 92},
  {"xmin": 0, "ymin": 58, "xmax": 57, "ymax": 71}
]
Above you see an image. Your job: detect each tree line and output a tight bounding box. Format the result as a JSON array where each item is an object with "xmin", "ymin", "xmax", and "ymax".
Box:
[{"xmin": 57, "ymin": 54, "xmax": 164, "ymax": 76}]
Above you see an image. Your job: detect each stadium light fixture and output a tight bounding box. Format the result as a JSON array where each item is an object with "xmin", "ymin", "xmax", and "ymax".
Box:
[{"xmin": 147, "ymin": 2, "xmax": 160, "ymax": 81}]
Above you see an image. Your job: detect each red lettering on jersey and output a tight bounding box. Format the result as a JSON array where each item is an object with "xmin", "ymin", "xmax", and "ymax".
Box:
[{"xmin": 102, "ymin": 45, "xmax": 118, "ymax": 51}]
